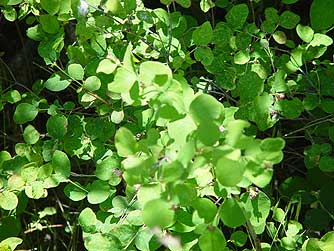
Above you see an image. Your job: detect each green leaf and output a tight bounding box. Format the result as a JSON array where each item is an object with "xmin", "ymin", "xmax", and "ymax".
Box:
[
  {"xmin": 310, "ymin": 0, "xmax": 334, "ymax": 30},
  {"xmin": 79, "ymin": 207, "xmax": 97, "ymax": 233},
  {"xmin": 282, "ymin": 0, "xmax": 299, "ymax": 4},
  {"xmin": 87, "ymin": 180, "xmax": 111, "ymax": 204},
  {"xmin": 97, "ymin": 59, "xmax": 117, "ymax": 74},
  {"xmin": 199, "ymin": 227, "xmax": 226, "ymax": 251},
  {"xmin": 45, "ymin": 73, "xmax": 71, "ymax": 92},
  {"xmin": 139, "ymin": 61, "xmax": 172, "ymax": 86},
  {"xmin": 39, "ymin": 15, "xmax": 60, "ymax": 34},
  {"xmin": 189, "ymin": 94, "xmax": 222, "ymax": 124},
  {"xmin": 175, "ymin": 0, "xmax": 191, "ymax": 8},
  {"xmin": 192, "ymin": 21, "xmax": 213, "ymax": 46},
  {"xmin": 273, "ymin": 31, "xmax": 287, "ymax": 44},
  {"xmin": 108, "ymin": 67, "xmax": 137, "ymax": 93},
  {"xmin": 105, "ymin": 0, "xmax": 125, "ymax": 16},
  {"xmin": 4, "ymin": 90, "xmax": 21, "ymax": 104},
  {"xmin": 0, "ymin": 151, "xmax": 11, "ymax": 169},
  {"xmin": 0, "ymin": 191, "xmax": 18, "ymax": 210},
  {"xmin": 0, "ymin": 238, "xmax": 23, "ymax": 251},
  {"xmin": 238, "ymin": 71, "xmax": 264, "ymax": 103},
  {"xmin": 96, "ymin": 156, "xmax": 120, "ymax": 181},
  {"xmin": 64, "ymin": 182, "xmax": 87, "ymax": 201},
  {"xmin": 260, "ymin": 138, "xmax": 285, "ymax": 151},
  {"xmin": 231, "ymin": 231, "xmax": 248, "ymax": 247},
  {"xmin": 46, "ymin": 114, "xmax": 68, "ymax": 139},
  {"xmin": 52, "ymin": 150, "xmax": 71, "ymax": 182},
  {"xmin": 192, "ymin": 198, "xmax": 217, "ymax": 223},
  {"xmin": 226, "ymin": 4, "xmax": 249, "ymax": 29},
  {"xmin": 41, "ymin": 0, "xmax": 60, "ymax": 15},
  {"xmin": 110, "ymin": 110, "xmax": 124, "ymax": 124},
  {"xmin": 220, "ymin": 198, "xmax": 246, "ymax": 227},
  {"xmin": 234, "ymin": 50, "xmax": 250, "ymax": 65},
  {"xmin": 194, "ymin": 47, "xmax": 214, "ymax": 66},
  {"xmin": 215, "ymin": 157, "xmax": 245, "ymax": 187},
  {"xmin": 142, "ymin": 199, "xmax": 175, "ymax": 228},
  {"xmin": 3, "ymin": 7, "xmax": 17, "ymax": 22},
  {"xmin": 319, "ymin": 156, "xmax": 334, "ymax": 172},
  {"xmin": 23, "ymin": 125, "xmax": 40, "ymax": 144},
  {"xmin": 279, "ymin": 11, "xmax": 300, "ymax": 29},
  {"xmin": 68, "ymin": 63, "xmax": 84, "ymax": 80},
  {"xmin": 310, "ymin": 33, "xmax": 333, "ymax": 47},
  {"xmin": 14, "ymin": 103, "xmax": 38, "ymax": 124},
  {"xmin": 200, "ymin": 0, "xmax": 215, "ymax": 13},
  {"xmin": 277, "ymin": 98, "xmax": 303, "ymax": 119},
  {"xmin": 84, "ymin": 76, "xmax": 101, "ymax": 91},
  {"xmin": 161, "ymin": 161, "xmax": 184, "ymax": 183},
  {"xmin": 25, "ymin": 181, "xmax": 45, "ymax": 199},
  {"xmin": 115, "ymin": 127, "xmax": 138, "ymax": 157},
  {"xmin": 296, "ymin": 24, "xmax": 314, "ymax": 43}
]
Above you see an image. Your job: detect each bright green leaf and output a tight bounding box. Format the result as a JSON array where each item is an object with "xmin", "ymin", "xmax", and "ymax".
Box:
[
  {"xmin": 14, "ymin": 103, "xmax": 38, "ymax": 124},
  {"xmin": 23, "ymin": 125, "xmax": 40, "ymax": 144},
  {"xmin": 142, "ymin": 199, "xmax": 175, "ymax": 228}
]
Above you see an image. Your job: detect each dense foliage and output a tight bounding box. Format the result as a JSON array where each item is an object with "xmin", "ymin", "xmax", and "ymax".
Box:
[{"xmin": 1, "ymin": 0, "xmax": 334, "ymax": 250}]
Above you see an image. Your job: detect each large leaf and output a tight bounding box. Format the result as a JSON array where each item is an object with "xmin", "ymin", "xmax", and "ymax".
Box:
[
  {"xmin": 215, "ymin": 157, "xmax": 245, "ymax": 187},
  {"xmin": 310, "ymin": 0, "xmax": 334, "ymax": 30},
  {"xmin": 220, "ymin": 198, "xmax": 246, "ymax": 227},
  {"xmin": 199, "ymin": 227, "xmax": 226, "ymax": 251},
  {"xmin": 45, "ymin": 73, "xmax": 70, "ymax": 92},
  {"xmin": 115, "ymin": 127, "xmax": 138, "ymax": 157}
]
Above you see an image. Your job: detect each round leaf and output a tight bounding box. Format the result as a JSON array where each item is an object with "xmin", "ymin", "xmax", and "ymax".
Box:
[
  {"xmin": 97, "ymin": 59, "xmax": 117, "ymax": 74},
  {"xmin": 215, "ymin": 157, "xmax": 245, "ymax": 187},
  {"xmin": 199, "ymin": 227, "xmax": 226, "ymax": 251},
  {"xmin": 64, "ymin": 183, "xmax": 87, "ymax": 201},
  {"xmin": 296, "ymin": 24, "xmax": 314, "ymax": 43},
  {"xmin": 142, "ymin": 199, "xmax": 175, "ymax": 228},
  {"xmin": 14, "ymin": 103, "xmax": 38, "ymax": 124},
  {"xmin": 46, "ymin": 114, "xmax": 68, "ymax": 139},
  {"xmin": 189, "ymin": 94, "xmax": 222, "ymax": 123},
  {"xmin": 220, "ymin": 198, "xmax": 246, "ymax": 227},
  {"xmin": 45, "ymin": 73, "xmax": 71, "ymax": 92},
  {"xmin": 68, "ymin": 63, "xmax": 84, "ymax": 80},
  {"xmin": 84, "ymin": 76, "xmax": 101, "ymax": 91},
  {"xmin": 0, "ymin": 191, "xmax": 18, "ymax": 210},
  {"xmin": 23, "ymin": 125, "xmax": 40, "ymax": 144},
  {"xmin": 87, "ymin": 180, "xmax": 110, "ymax": 204}
]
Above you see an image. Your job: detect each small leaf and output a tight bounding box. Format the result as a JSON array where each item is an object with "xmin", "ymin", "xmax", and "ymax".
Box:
[
  {"xmin": 238, "ymin": 71, "xmax": 264, "ymax": 102},
  {"xmin": 84, "ymin": 76, "xmax": 101, "ymax": 91},
  {"xmin": 52, "ymin": 150, "xmax": 71, "ymax": 182},
  {"xmin": 199, "ymin": 227, "xmax": 226, "ymax": 251},
  {"xmin": 25, "ymin": 181, "xmax": 45, "ymax": 199},
  {"xmin": 46, "ymin": 114, "xmax": 68, "ymax": 139},
  {"xmin": 39, "ymin": 15, "xmax": 60, "ymax": 34},
  {"xmin": 115, "ymin": 127, "xmax": 138, "ymax": 157},
  {"xmin": 226, "ymin": 4, "xmax": 249, "ymax": 29},
  {"xmin": 142, "ymin": 199, "xmax": 175, "ymax": 228},
  {"xmin": 79, "ymin": 207, "xmax": 97, "ymax": 233},
  {"xmin": 0, "ymin": 191, "xmax": 18, "ymax": 210},
  {"xmin": 319, "ymin": 156, "xmax": 334, "ymax": 172},
  {"xmin": 192, "ymin": 198, "xmax": 217, "ymax": 223},
  {"xmin": 279, "ymin": 11, "xmax": 300, "ymax": 29},
  {"xmin": 296, "ymin": 24, "xmax": 314, "ymax": 43},
  {"xmin": 192, "ymin": 21, "xmax": 213, "ymax": 46},
  {"xmin": 194, "ymin": 47, "xmax": 214, "ymax": 66},
  {"xmin": 189, "ymin": 94, "xmax": 222, "ymax": 124},
  {"xmin": 110, "ymin": 110, "xmax": 124, "ymax": 124},
  {"xmin": 87, "ymin": 180, "xmax": 110, "ymax": 204},
  {"xmin": 234, "ymin": 50, "xmax": 250, "ymax": 65},
  {"xmin": 215, "ymin": 157, "xmax": 245, "ymax": 187},
  {"xmin": 45, "ymin": 73, "xmax": 71, "ymax": 92},
  {"xmin": 41, "ymin": 0, "xmax": 60, "ymax": 15},
  {"xmin": 260, "ymin": 138, "xmax": 285, "ymax": 151},
  {"xmin": 108, "ymin": 67, "xmax": 137, "ymax": 93},
  {"xmin": 14, "ymin": 103, "xmax": 38, "ymax": 124},
  {"xmin": 231, "ymin": 231, "xmax": 248, "ymax": 247},
  {"xmin": 273, "ymin": 31, "xmax": 287, "ymax": 44},
  {"xmin": 23, "ymin": 125, "xmax": 40, "ymax": 144},
  {"xmin": 97, "ymin": 59, "xmax": 117, "ymax": 74},
  {"xmin": 64, "ymin": 183, "xmax": 87, "ymax": 201},
  {"xmin": 175, "ymin": 0, "xmax": 191, "ymax": 8},
  {"xmin": 200, "ymin": 0, "xmax": 215, "ymax": 13},
  {"xmin": 96, "ymin": 156, "xmax": 120, "ymax": 181},
  {"xmin": 68, "ymin": 63, "xmax": 84, "ymax": 80},
  {"xmin": 220, "ymin": 198, "xmax": 246, "ymax": 227}
]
